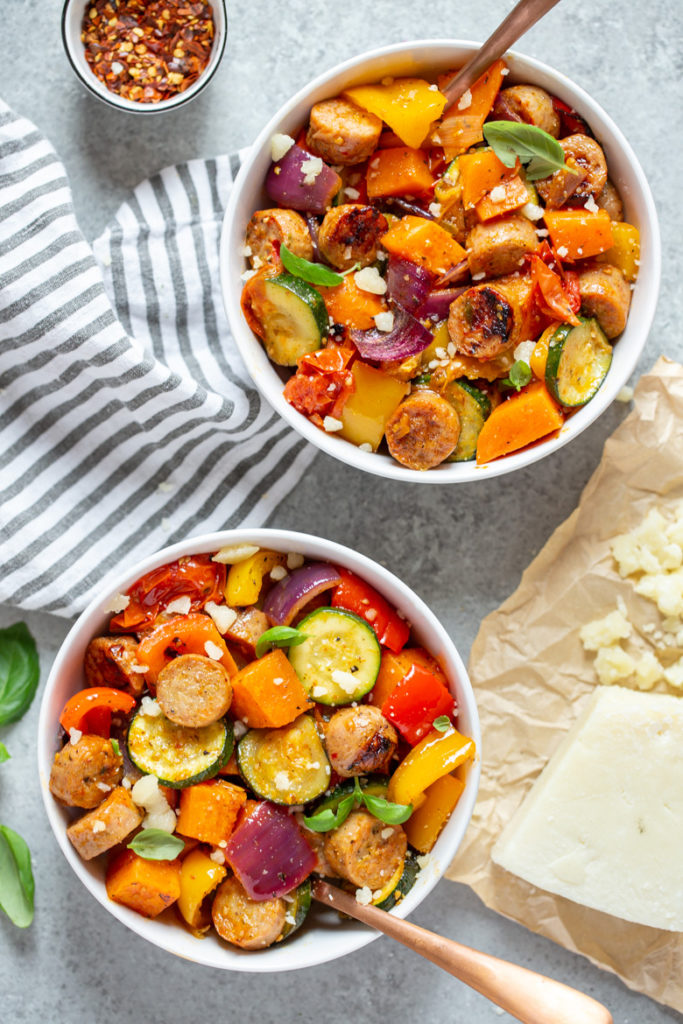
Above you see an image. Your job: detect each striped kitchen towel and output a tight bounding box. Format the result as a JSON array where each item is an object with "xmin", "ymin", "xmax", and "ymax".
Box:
[{"xmin": 0, "ymin": 100, "xmax": 313, "ymax": 618}]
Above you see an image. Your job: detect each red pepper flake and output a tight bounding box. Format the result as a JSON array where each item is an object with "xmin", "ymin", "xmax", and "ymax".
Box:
[{"xmin": 81, "ymin": 0, "xmax": 215, "ymax": 104}]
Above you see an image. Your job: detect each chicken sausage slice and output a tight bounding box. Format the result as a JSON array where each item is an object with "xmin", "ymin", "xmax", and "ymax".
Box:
[
  {"xmin": 318, "ymin": 204, "xmax": 387, "ymax": 270},
  {"xmin": 466, "ymin": 215, "xmax": 538, "ymax": 280},
  {"xmin": 496, "ymin": 85, "xmax": 560, "ymax": 137},
  {"xmin": 578, "ymin": 263, "xmax": 631, "ymax": 339},
  {"xmin": 84, "ymin": 635, "xmax": 146, "ymax": 695},
  {"xmin": 66, "ymin": 786, "xmax": 143, "ymax": 860},
  {"xmin": 560, "ymin": 134, "xmax": 608, "ymax": 200},
  {"xmin": 307, "ymin": 98, "xmax": 383, "ymax": 166},
  {"xmin": 385, "ymin": 391, "xmax": 461, "ymax": 471},
  {"xmin": 324, "ymin": 706, "xmax": 398, "ymax": 777},
  {"xmin": 596, "ymin": 179, "xmax": 624, "ymax": 222},
  {"xmin": 448, "ymin": 284, "xmax": 515, "ymax": 361},
  {"xmin": 155, "ymin": 653, "xmax": 232, "ymax": 728},
  {"xmin": 212, "ymin": 876, "xmax": 286, "ymax": 950},
  {"xmin": 323, "ymin": 810, "xmax": 407, "ymax": 891},
  {"xmin": 245, "ymin": 208, "xmax": 313, "ymax": 269},
  {"xmin": 50, "ymin": 734, "xmax": 124, "ymax": 809}
]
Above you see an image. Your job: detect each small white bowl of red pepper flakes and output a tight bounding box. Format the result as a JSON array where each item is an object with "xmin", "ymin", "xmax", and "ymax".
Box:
[{"xmin": 61, "ymin": 0, "xmax": 227, "ymax": 112}]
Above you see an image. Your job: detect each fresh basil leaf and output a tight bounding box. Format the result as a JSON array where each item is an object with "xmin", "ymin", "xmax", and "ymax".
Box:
[
  {"xmin": 303, "ymin": 793, "xmax": 355, "ymax": 833},
  {"xmin": 483, "ymin": 122, "xmax": 566, "ymax": 181},
  {"xmin": 127, "ymin": 829, "xmax": 184, "ymax": 861},
  {"xmin": 280, "ymin": 244, "xmax": 343, "ymax": 287},
  {"xmin": 0, "ymin": 826, "xmax": 34, "ymax": 927},
  {"xmin": 432, "ymin": 715, "xmax": 451, "ymax": 733},
  {"xmin": 0, "ymin": 623, "xmax": 39, "ymax": 726},
  {"xmin": 503, "ymin": 360, "xmax": 533, "ymax": 392},
  {"xmin": 0, "ymin": 743, "xmax": 9, "ymax": 764},
  {"xmin": 362, "ymin": 793, "xmax": 413, "ymax": 825},
  {"xmin": 110, "ymin": 738, "xmax": 120, "ymax": 757},
  {"xmin": 255, "ymin": 626, "xmax": 308, "ymax": 659}
]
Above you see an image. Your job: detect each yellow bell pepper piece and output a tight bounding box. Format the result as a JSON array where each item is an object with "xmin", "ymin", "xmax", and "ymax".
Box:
[
  {"xmin": 403, "ymin": 773, "xmax": 465, "ymax": 853},
  {"xmin": 177, "ymin": 849, "xmax": 226, "ymax": 932},
  {"xmin": 340, "ymin": 361, "xmax": 409, "ymax": 451},
  {"xmin": 530, "ymin": 322, "xmax": 561, "ymax": 380},
  {"xmin": 226, "ymin": 549, "xmax": 287, "ymax": 607},
  {"xmin": 387, "ymin": 726, "xmax": 475, "ymax": 807},
  {"xmin": 595, "ymin": 221, "xmax": 640, "ymax": 282},
  {"xmin": 343, "ymin": 78, "xmax": 447, "ymax": 149}
]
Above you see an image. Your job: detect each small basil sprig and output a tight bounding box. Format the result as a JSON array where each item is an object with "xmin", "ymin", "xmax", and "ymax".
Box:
[
  {"xmin": 502, "ymin": 360, "xmax": 532, "ymax": 392},
  {"xmin": 280, "ymin": 244, "xmax": 343, "ymax": 287},
  {"xmin": 303, "ymin": 778, "xmax": 412, "ymax": 833},
  {"xmin": 432, "ymin": 715, "xmax": 451, "ymax": 733},
  {"xmin": 0, "ymin": 743, "xmax": 9, "ymax": 764},
  {"xmin": 0, "ymin": 825, "xmax": 34, "ymax": 927},
  {"xmin": 255, "ymin": 626, "xmax": 308, "ymax": 659},
  {"xmin": 110, "ymin": 738, "xmax": 120, "ymax": 757},
  {"xmin": 127, "ymin": 829, "xmax": 185, "ymax": 861},
  {"xmin": 0, "ymin": 623, "xmax": 39, "ymax": 726},
  {"xmin": 483, "ymin": 121, "xmax": 567, "ymax": 181}
]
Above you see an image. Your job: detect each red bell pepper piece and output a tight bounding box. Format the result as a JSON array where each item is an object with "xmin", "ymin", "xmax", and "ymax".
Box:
[
  {"xmin": 59, "ymin": 687, "xmax": 136, "ymax": 737},
  {"xmin": 331, "ymin": 569, "xmax": 410, "ymax": 653},
  {"xmin": 531, "ymin": 255, "xmax": 581, "ymax": 326},
  {"xmin": 382, "ymin": 663, "xmax": 455, "ymax": 745}
]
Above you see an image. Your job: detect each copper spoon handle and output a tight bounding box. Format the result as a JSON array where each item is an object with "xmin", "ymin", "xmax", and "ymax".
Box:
[
  {"xmin": 440, "ymin": 0, "xmax": 564, "ymax": 108},
  {"xmin": 313, "ymin": 881, "xmax": 612, "ymax": 1024}
]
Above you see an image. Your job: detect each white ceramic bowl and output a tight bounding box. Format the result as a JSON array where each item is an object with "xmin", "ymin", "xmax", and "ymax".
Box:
[
  {"xmin": 220, "ymin": 40, "xmax": 660, "ymax": 483},
  {"xmin": 61, "ymin": 0, "xmax": 227, "ymax": 113},
  {"xmin": 38, "ymin": 528, "xmax": 480, "ymax": 972}
]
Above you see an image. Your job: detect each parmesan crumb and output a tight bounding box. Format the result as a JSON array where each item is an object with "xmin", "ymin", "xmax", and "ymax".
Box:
[
  {"xmin": 139, "ymin": 696, "xmax": 162, "ymax": 718},
  {"xmin": 92, "ymin": 820, "xmax": 106, "ymax": 834},
  {"xmin": 344, "ymin": 186, "xmax": 360, "ymax": 200},
  {"xmin": 616, "ymin": 385, "xmax": 634, "ymax": 403},
  {"xmin": 354, "ymin": 266, "xmax": 387, "ymax": 295},
  {"xmin": 301, "ymin": 155, "xmax": 323, "ymax": 186},
  {"xmin": 270, "ymin": 564, "xmax": 288, "ymax": 581},
  {"xmin": 210, "ymin": 849, "xmax": 226, "ymax": 865},
  {"xmin": 212, "ymin": 543, "xmax": 260, "ymax": 565},
  {"xmin": 323, "ymin": 416, "xmax": 344, "ymax": 432},
  {"xmin": 556, "ymin": 245, "xmax": 569, "ymax": 258},
  {"xmin": 584, "ymin": 194, "xmax": 599, "ymax": 213},
  {"xmin": 373, "ymin": 311, "xmax": 395, "ymax": 333},
  {"xmin": 165, "ymin": 595, "xmax": 191, "ymax": 615},
  {"xmin": 457, "ymin": 89, "xmax": 472, "ymax": 110},
  {"xmin": 355, "ymin": 886, "xmax": 373, "ymax": 905},
  {"xmin": 104, "ymin": 593, "xmax": 129, "ymax": 614},
  {"xmin": 68, "ymin": 727, "xmax": 82, "ymax": 746},
  {"xmin": 204, "ymin": 640, "xmax": 224, "ymax": 661},
  {"xmin": 205, "ymin": 600, "xmax": 238, "ymax": 634},
  {"xmin": 270, "ymin": 133, "xmax": 295, "ymax": 162},
  {"xmin": 359, "ymin": 442, "xmax": 373, "ymax": 452},
  {"xmin": 286, "ymin": 552, "xmax": 305, "ymax": 569}
]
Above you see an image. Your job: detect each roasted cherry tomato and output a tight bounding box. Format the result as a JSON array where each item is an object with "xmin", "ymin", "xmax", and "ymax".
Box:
[{"xmin": 110, "ymin": 554, "xmax": 226, "ymax": 632}]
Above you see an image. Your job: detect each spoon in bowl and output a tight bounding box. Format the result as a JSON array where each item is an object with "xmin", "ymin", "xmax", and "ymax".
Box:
[
  {"xmin": 440, "ymin": 0, "xmax": 563, "ymax": 107},
  {"xmin": 313, "ymin": 880, "xmax": 613, "ymax": 1024}
]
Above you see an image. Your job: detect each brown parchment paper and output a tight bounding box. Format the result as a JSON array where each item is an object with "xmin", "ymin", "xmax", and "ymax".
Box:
[{"xmin": 447, "ymin": 356, "xmax": 683, "ymax": 1012}]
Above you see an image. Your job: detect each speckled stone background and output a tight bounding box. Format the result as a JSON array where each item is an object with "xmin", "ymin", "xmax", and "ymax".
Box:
[{"xmin": 1, "ymin": 1, "xmax": 682, "ymax": 1021}]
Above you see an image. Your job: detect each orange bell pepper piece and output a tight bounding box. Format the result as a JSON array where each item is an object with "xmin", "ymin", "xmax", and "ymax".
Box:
[
  {"xmin": 366, "ymin": 147, "xmax": 434, "ymax": 199},
  {"xmin": 403, "ymin": 773, "xmax": 465, "ymax": 853}
]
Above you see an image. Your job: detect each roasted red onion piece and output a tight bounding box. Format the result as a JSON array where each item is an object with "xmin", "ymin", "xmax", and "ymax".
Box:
[
  {"xmin": 387, "ymin": 257, "xmax": 433, "ymax": 314},
  {"xmin": 434, "ymin": 259, "xmax": 470, "ymax": 289},
  {"xmin": 263, "ymin": 562, "xmax": 341, "ymax": 626},
  {"xmin": 379, "ymin": 197, "xmax": 435, "ymax": 220},
  {"xmin": 350, "ymin": 303, "xmax": 433, "ymax": 362},
  {"xmin": 417, "ymin": 287, "xmax": 468, "ymax": 323},
  {"xmin": 266, "ymin": 145, "xmax": 342, "ymax": 215},
  {"xmin": 225, "ymin": 803, "xmax": 316, "ymax": 901}
]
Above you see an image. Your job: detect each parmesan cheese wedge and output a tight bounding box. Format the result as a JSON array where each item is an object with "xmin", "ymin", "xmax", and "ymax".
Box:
[{"xmin": 492, "ymin": 686, "xmax": 683, "ymax": 931}]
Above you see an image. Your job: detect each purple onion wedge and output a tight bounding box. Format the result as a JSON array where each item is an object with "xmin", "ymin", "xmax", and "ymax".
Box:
[
  {"xmin": 350, "ymin": 303, "xmax": 433, "ymax": 362},
  {"xmin": 266, "ymin": 145, "xmax": 342, "ymax": 215},
  {"xmin": 263, "ymin": 562, "xmax": 341, "ymax": 626},
  {"xmin": 225, "ymin": 803, "xmax": 316, "ymax": 901},
  {"xmin": 386, "ymin": 257, "xmax": 433, "ymax": 314},
  {"xmin": 417, "ymin": 287, "xmax": 468, "ymax": 323}
]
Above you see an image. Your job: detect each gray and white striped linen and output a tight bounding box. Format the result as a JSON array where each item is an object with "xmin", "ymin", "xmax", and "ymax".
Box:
[{"xmin": 0, "ymin": 101, "xmax": 312, "ymax": 618}]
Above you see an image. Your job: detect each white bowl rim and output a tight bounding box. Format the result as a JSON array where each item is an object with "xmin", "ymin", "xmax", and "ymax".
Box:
[
  {"xmin": 220, "ymin": 38, "xmax": 661, "ymax": 484},
  {"xmin": 37, "ymin": 527, "xmax": 481, "ymax": 972},
  {"xmin": 60, "ymin": 0, "xmax": 228, "ymax": 114}
]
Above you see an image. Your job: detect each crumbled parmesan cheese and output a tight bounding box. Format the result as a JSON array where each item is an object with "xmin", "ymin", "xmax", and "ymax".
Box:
[
  {"xmin": 344, "ymin": 186, "xmax": 360, "ymax": 200},
  {"xmin": 301, "ymin": 156, "xmax": 323, "ymax": 185},
  {"xmin": 332, "ymin": 668, "xmax": 359, "ymax": 694},
  {"xmin": 665, "ymin": 658, "xmax": 683, "ymax": 689},
  {"xmin": 355, "ymin": 886, "xmax": 373, "ymax": 905},
  {"xmin": 312, "ymin": 686, "xmax": 327, "ymax": 699},
  {"xmin": 165, "ymin": 595, "xmax": 191, "ymax": 615},
  {"xmin": 96, "ymin": 782, "xmax": 112, "ymax": 792},
  {"xmin": 270, "ymin": 133, "xmax": 295, "ymax": 162},
  {"xmin": 488, "ymin": 185, "xmax": 507, "ymax": 203},
  {"xmin": 521, "ymin": 202, "xmax": 544, "ymax": 221},
  {"xmin": 457, "ymin": 89, "xmax": 472, "ymax": 110},
  {"xmin": 579, "ymin": 608, "xmax": 632, "ymax": 651},
  {"xmin": 132, "ymin": 774, "xmax": 176, "ymax": 833},
  {"xmin": 92, "ymin": 820, "xmax": 106, "ymax": 834},
  {"xmin": 68, "ymin": 727, "xmax": 82, "ymax": 746},
  {"xmin": 584, "ymin": 194, "xmax": 599, "ymax": 213},
  {"xmin": 594, "ymin": 646, "xmax": 636, "ymax": 686},
  {"xmin": 373, "ymin": 311, "xmax": 394, "ymax": 332},
  {"xmin": 428, "ymin": 201, "xmax": 442, "ymax": 218},
  {"xmin": 416, "ymin": 853, "xmax": 432, "ymax": 869},
  {"xmin": 556, "ymin": 245, "xmax": 569, "ymax": 258},
  {"xmin": 212, "ymin": 543, "xmax": 260, "ymax": 565},
  {"xmin": 204, "ymin": 640, "xmax": 224, "ymax": 661},
  {"xmin": 210, "ymin": 848, "xmax": 226, "ymax": 865},
  {"xmin": 104, "ymin": 593, "xmax": 130, "ymax": 614},
  {"xmin": 323, "ymin": 416, "xmax": 343, "ymax": 432},
  {"xmin": 616, "ymin": 385, "xmax": 634, "ymax": 403},
  {"xmin": 354, "ymin": 266, "xmax": 387, "ymax": 295},
  {"xmin": 286, "ymin": 552, "xmax": 304, "ymax": 570},
  {"xmin": 381, "ymin": 827, "xmax": 394, "ymax": 840},
  {"xmin": 157, "ymin": 480, "xmax": 174, "ymax": 493},
  {"xmin": 634, "ymin": 652, "xmax": 664, "ymax": 690},
  {"xmin": 270, "ymin": 565, "xmax": 288, "ymax": 581},
  {"xmin": 129, "ymin": 662, "xmax": 149, "ymax": 674},
  {"xmin": 139, "ymin": 696, "xmax": 162, "ymax": 718},
  {"xmin": 471, "ymin": 271, "xmax": 486, "ymax": 281},
  {"xmin": 233, "ymin": 720, "xmax": 248, "ymax": 739},
  {"xmin": 513, "ymin": 341, "xmax": 536, "ymax": 364},
  {"xmin": 121, "ymin": 775, "xmax": 133, "ymax": 790},
  {"xmin": 205, "ymin": 600, "xmax": 238, "ymax": 634},
  {"xmin": 358, "ymin": 442, "xmax": 373, "ymax": 453},
  {"xmin": 240, "ymin": 269, "xmax": 257, "ymax": 282},
  {"xmin": 274, "ymin": 771, "xmax": 291, "ymax": 790}
]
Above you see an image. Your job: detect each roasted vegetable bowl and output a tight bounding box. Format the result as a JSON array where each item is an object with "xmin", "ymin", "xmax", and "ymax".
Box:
[
  {"xmin": 221, "ymin": 41, "xmax": 659, "ymax": 483},
  {"xmin": 38, "ymin": 530, "xmax": 480, "ymax": 971}
]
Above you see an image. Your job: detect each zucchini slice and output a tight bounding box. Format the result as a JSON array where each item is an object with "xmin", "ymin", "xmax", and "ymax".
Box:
[
  {"xmin": 376, "ymin": 854, "xmax": 420, "ymax": 910},
  {"xmin": 288, "ymin": 607, "xmax": 381, "ymax": 706},
  {"xmin": 277, "ymin": 880, "xmax": 311, "ymax": 942},
  {"xmin": 260, "ymin": 273, "xmax": 327, "ymax": 366},
  {"xmin": 127, "ymin": 711, "xmax": 233, "ymax": 788},
  {"xmin": 237, "ymin": 713, "xmax": 330, "ymax": 805},
  {"xmin": 444, "ymin": 380, "xmax": 491, "ymax": 462},
  {"xmin": 545, "ymin": 318, "xmax": 612, "ymax": 408}
]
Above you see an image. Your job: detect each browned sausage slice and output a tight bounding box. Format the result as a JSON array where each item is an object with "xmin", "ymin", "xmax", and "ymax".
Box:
[
  {"xmin": 466, "ymin": 215, "xmax": 538, "ymax": 280},
  {"xmin": 578, "ymin": 263, "xmax": 631, "ymax": 338},
  {"xmin": 245, "ymin": 208, "xmax": 313, "ymax": 269},
  {"xmin": 496, "ymin": 85, "xmax": 560, "ymax": 137},
  {"xmin": 318, "ymin": 204, "xmax": 388, "ymax": 270},
  {"xmin": 224, "ymin": 607, "xmax": 270, "ymax": 659},
  {"xmin": 84, "ymin": 636, "xmax": 146, "ymax": 695},
  {"xmin": 49, "ymin": 734, "xmax": 123, "ymax": 809},
  {"xmin": 307, "ymin": 98, "xmax": 382, "ymax": 166},
  {"xmin": 212, "ymin": 875, "xmax": 286, "ymax": 950},
  {"xmin": 155, "ymin": 653, "xmax": 232, "ymax": 728},
  {"xmin": 560, "ymin": 134, "xmax": 607, "ymax": 200},
  {"xmin": 324, "ymin": 706, "xmax": 398, "ymax": 777},
  {"xmin": 448, "ymin": 285, "xmax": 515, "ymax": 361},
  {"xmin": 323, "ymin": 810, "xmax": 407, "ymax": 891},
  {"xmin": 596, "ymin": 179, "xmax": 624, "ymax": 222},
  {"xmin": 385, "ymin": 391, "xmax": 461, "ymax": 471},
  {"xmin": 66, "ymin": 786, "xmax": 143, "ymax": 860}
]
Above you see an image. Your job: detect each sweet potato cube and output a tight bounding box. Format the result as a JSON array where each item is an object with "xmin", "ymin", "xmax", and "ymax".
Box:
[
  {"xmin": 66, "ymin": 786, "xmax": 143, "ymax": 861},
  {"xmin": 229, "ymin": 648, "xmax": 313, "ymax": 728},
  {"xmin": 106, "ymin": 848, "xmax": 181, "ymax": 918},
  {"xmin": 176, "ymin": 780, "xmax": 247, "ymax": 846}
]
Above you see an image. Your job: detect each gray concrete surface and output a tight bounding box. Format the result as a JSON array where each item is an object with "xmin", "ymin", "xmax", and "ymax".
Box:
[{"xmin": 1, "ymin": 0, "xmax": 683, "ymax": 1021}]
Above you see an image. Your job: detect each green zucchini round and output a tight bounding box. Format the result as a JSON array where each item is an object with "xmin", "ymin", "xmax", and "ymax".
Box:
[
  {"xmin": 376, "ymin": 854, "xmax": 420, "ymax": 910},
  {"xmin": 277, "ymin": 880, "xmax": 311, "ymax": 942},
  {"xmin": 444, "ymin": 380, "xmax": 491, "ymax": 462},
  {"xmin": 288, "ymin": 607, "xmax": 381, "ymax": 706},
  {"xmin": 237, "ymin": 713, "xmax": 330, "ymax": 805},
  {"xmin": 545, "ymin": 317, "xmax": 612, "ymax": 408},
  {"xmin": 127, "ymin": 710, "xmax": 233, "ymax": 788},
  {"xmin": 260, "ymin": 273, "xmax": 327, "ymax": 366}
]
